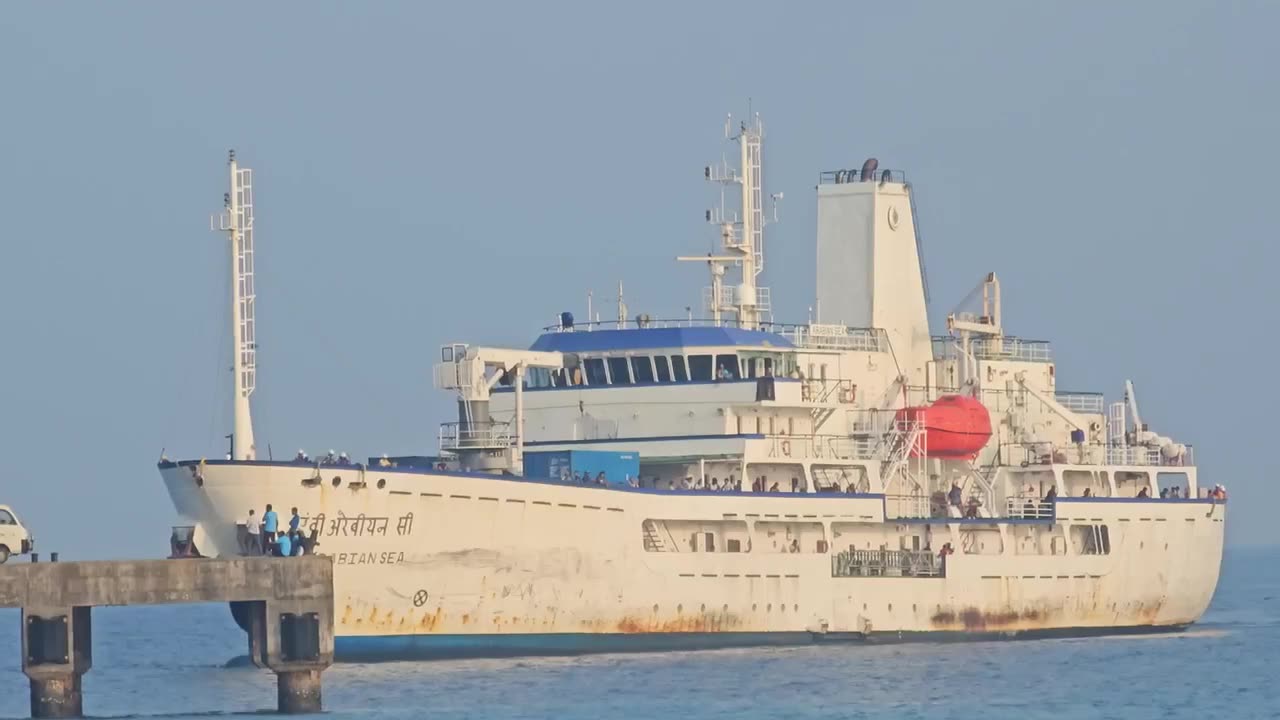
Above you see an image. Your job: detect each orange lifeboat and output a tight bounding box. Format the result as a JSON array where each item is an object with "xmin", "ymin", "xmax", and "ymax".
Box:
[{"xmin": 894, "ymin": 395, "xmax": 992, "ymax": 459}]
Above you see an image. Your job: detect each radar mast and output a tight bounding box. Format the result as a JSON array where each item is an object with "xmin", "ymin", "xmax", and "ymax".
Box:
[
  {"xmin": 214, "ymin": 150, "xmax": 257, "ymax": 460},
  {"xmin": 678, "ymin": 113, "xmax": 778, "ymax": 327}
]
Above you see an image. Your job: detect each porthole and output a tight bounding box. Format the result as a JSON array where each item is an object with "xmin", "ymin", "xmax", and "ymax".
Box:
[
  {"xmin": 377, "ymin": 479, "xmax": 387, "ymax": 489},
  {"xmin": 331, "ymin": 476, "xmax": 341, "ymax": 487}
]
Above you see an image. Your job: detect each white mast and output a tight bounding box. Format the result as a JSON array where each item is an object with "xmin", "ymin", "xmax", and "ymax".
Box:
[
  {"xmin": 678, "ymin": 113, "xmax": 774, "ymax": 327},
  {"xmin": 216, "ymin": 150, "xmax": 257, "ymax": 460}
]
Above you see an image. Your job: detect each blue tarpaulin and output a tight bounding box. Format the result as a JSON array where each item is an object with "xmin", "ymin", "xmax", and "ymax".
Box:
[{"xmin": 523, "ymin": 450, "xmax": 639, "ymax": 487}]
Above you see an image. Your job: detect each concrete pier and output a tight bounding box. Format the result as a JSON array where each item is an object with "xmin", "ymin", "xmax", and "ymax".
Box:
[{"xmin": 0, "ymin": 556, "xmax": 333, "ymax": 718}]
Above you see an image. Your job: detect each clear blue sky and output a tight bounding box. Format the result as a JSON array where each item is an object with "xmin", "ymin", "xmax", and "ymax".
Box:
[{"xmin": 1, "ymin": 2, "xmax": 1274, "ymax": 556}]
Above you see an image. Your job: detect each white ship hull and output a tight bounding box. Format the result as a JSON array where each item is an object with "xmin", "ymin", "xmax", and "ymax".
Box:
[{"xmin": 161, "ymin": 460, "xmax": 1225, "ymax": 660}]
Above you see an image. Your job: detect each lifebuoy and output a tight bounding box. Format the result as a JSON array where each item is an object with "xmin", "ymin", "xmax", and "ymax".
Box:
[{"xmin": 781, "ymin": 440, "xmax": 792, "ymax": 457}]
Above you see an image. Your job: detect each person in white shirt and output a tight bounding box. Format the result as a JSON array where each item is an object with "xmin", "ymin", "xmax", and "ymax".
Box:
[{"xmin": 244, "ymin": 508, "xmax": 261, "ymax": 554}]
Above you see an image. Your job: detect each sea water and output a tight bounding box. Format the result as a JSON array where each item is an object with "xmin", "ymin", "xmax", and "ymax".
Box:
[{"xmin": 1, "ymin": 546, "xmax": 1275, "ymax": 720}]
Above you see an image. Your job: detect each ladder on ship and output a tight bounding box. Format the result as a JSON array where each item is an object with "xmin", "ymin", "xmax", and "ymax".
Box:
[
  {"xmin": 877, "ymin": 419, "xmax": 929, "ymax": 516},
  {"xmin": 642, "ymin": 521, "xmax": 665, "ymax": 552},
  {"xmin": 234, "ymin": 165, "xmax": 257, "ymax": 400},
  {"xmin": 880, "ymin": 419, "xmax": 925, "ymax": 490}
]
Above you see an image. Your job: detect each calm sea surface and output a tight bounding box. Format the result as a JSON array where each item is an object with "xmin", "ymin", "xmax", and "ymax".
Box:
[{"xmin": 1, "ymin": 546, "xmax": 1275, "ymax": 720}]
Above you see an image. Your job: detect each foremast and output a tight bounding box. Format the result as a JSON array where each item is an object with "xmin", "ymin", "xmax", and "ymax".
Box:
[{"xmin": 216, "ymin": 150, "xmax": 257, "ymax": 460}]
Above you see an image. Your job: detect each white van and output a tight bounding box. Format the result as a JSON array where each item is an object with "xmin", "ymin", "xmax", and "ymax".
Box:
[{"xmin": 0, "ymin": 505, "xmax": 33, "ymax": 564}]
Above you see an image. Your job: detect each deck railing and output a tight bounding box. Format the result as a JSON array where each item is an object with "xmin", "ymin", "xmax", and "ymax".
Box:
[
  {"xmin": 932, "ymin": 336, "xmax": 1053, "ymax": 363},
  {"xmin": 1005, "ymin": 497, "xmax": 1056, "ymax": 520},
  {"xmin": 819, "ymin": 168, "xmax": 907, "ymax": 185},
  {"xmin": 539, "ymin": 317, "xmax": 890, "ymax": 352},
  {"xmin": 1002, "ymin": 441, "xmax": 1195, "ymax": 468},
  {"xmin": 764, "ymin": 434, "xmax": 876, "ymax": 461},
  {"xmin": 438, "ymin": 421, "xmax": 513, "ymax": 451},
  {"xmin": 832, "ymin": 548, "xmax": 941, "ymax": 578},
  {"xmin": 883, "ymin": 493, "xmax": 931, "ymax": 519},
  {"xmin": 1055, "ymin": 392, "xmax": 1105, "ymax": 415}
]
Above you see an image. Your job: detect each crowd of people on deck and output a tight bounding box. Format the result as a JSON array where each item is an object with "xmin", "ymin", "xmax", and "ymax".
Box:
[
  {"xmin": 558, "ymin": 470, "xmax": 637, "ymax": 487},
  {"xmin": 242, "ymin": 504, "xmax": 314, "ymax": 557},
  {"xmin": 293, "ymin": 449, "xmax": 354, "ymax": 466},
  {"xmin": 934, "ymin": 478, "xmax": 1228, "ymax": 520}
]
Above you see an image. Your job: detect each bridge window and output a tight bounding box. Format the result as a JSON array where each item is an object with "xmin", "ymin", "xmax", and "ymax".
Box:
[
  {"xmin": 631, "ymin": 356, "xmax": 655, "ymax": 383},
  {"xmin": 741, "ymin": 354, "xmax": 777, "ymax": 379},
  {"xmin": 688, "ymin": 355, "xmax": 713, "ymax": 381},
  {"xmin": 654, "ymin": 356, "xmax": 672, "ymax": 382},
  {"xmin": 607, "ymin": 357, "xmax": 632, "ymax": 385},
  {"xmin": 715, "ymin": 354, "xmax": 741, "ymax": 380},
  {"xmin": 1157, "ymin": 472, "xmax": 1189, "ymax": 496},
  {"xmin": 525, "ymin": 367, "xmax": 553, "ymax": 389},
  {"xmin": 584, "ymin": 358, "xmax": 608, "ymax": 386},
  {"xmin": 1071, "ymin": 524, "xmax": 1111, "ymax": 555},
  {"xmin": 671, "ymin": 355, "xmax": 689, "ymax": 382}
]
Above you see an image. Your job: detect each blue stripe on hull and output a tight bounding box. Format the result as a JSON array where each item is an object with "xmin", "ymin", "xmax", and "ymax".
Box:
[{"xmin": 333, "ymin": 624, "xmax": 1190, "ymax": 662}]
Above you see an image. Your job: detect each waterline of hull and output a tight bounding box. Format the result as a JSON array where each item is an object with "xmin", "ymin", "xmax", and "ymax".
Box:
[{"xmin": 331, "ymin": 624, "xmax": 1194, "ymax": 662}]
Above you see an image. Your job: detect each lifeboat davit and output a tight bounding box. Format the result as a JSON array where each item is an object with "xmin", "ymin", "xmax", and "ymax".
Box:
[{"xmin": 894, "ymin": 395, "xmax": 992, "ymax": 459}]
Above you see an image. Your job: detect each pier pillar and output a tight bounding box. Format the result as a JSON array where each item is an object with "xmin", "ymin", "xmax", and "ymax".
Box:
[
  {"xmin": 28, "ymin": 675, "xmax": 82, "ymax": 719},
  {"xmin": 22, "ymin": 606, "xmax": 92, "ymax": 719},
  {"xmin": 276, "ymin": 669, "xmax": 323, "ymax": 714},
  {"xmin": 1, "ymin": 557, "xmax": 334, "ymax": 718}
]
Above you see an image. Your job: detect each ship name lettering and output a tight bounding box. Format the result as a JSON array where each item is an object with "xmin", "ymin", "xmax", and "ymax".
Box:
[
  {"xmin": 299, "ymin": 513, "xmax": 395, "ymax": 538},
  {"xmin": 335, "ymin": 551, "xmax": 405, "ymax": 566},
  {"xmin": 396, "ymin": 512, "xmax": 414, "ymax": 536}
]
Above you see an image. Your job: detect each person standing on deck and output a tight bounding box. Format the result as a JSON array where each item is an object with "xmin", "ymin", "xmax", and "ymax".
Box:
[
  {"xmin": 262, "ymin": 504, "xmax": 279, "ymax": 555},
  {"xmin": 289, "ymin": 507, "xmax": 301, "ymax": 534},
  {"xmin": 244, "ymin": 508, "xmax": 261, "ymax": 554}
]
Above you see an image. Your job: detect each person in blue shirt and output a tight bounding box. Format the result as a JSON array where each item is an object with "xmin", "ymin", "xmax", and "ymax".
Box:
[
  {"xmin": 262, "ymin": 504, "xmax": 279, "ymax": 555},
  {"xmin": 275, "ymin": 531, "xmax": 292, "ymax": 558},
  {"xmin": 289, "ymin": 507, "xmax": 301, "ymax": 533}
]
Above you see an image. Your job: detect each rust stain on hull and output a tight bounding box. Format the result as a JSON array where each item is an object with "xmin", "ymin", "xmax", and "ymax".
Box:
[
  {"xmin": 930, "ymin": 606, "xmax": 1046, "ymax": 632},
  {"xmin": 930, "ymin": 596, "xmax": 1170, "ymax": 633},
  {"xmin": 612, "ymin": 611, "xmax": 743, "ymax": 634}
]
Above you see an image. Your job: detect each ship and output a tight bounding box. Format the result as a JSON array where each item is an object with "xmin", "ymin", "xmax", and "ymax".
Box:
[{"xmin": 159, "ymin": 119, "xmax": 1225, "ymax": 661}]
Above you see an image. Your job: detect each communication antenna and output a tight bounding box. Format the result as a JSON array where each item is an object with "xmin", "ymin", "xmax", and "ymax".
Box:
[
  {"xmin": 212, "ymin": 150, "xmax": 257, "ymax": 460},
  {"xmin": 677, "ymin": 112, "xmax": 774, "ymax": 327}
]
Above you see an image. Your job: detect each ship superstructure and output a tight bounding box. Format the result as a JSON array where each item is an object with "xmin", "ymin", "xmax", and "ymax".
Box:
[{"xmin": 159, "ymin": 122, "xmax": 1225, "ymax": 661}]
